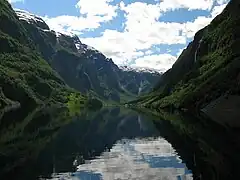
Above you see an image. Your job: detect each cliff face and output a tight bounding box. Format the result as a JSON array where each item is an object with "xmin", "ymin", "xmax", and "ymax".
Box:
[
  {"xmin": 137, "ymin": 0, "xmax": 240, "ymax": 112},
  {"xmin": 15, "ymin": 9, "xmax": 161, "ymax": 103},
  {"xmin": 0, "ymin": 0, "xmax": 84, "ymax": 109}
]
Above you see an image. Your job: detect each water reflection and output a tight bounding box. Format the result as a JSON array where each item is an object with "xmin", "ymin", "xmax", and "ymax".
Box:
[
  {"xmin": 0, "ymin": 107, "xmax": 240, "ymax": 180},
  {"xmin": 48, "ymin": 137, "xmax": 192, "ymax": 180},
  {"xmin": 38, "ymin": 107, "xmax": 193, "ymax": 180},
  {"xmin": 78, "ymin": 138, "xmax": 192, "ymax": 180},
  {"xmin": 151, "ymin": 111, "xmax": 240, "ymax": 180}
]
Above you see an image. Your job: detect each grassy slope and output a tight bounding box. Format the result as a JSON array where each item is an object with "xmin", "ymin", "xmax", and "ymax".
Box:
[
  {"xmin": 135, "ymin": 0, "xmax": 240, "ymax": 110},
  {"xmin": 0, "ymin": 0, "xmax": 88, "ymax": 109}
]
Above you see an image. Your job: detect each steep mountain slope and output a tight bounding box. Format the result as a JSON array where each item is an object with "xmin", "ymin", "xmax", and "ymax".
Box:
[
  {"xmin": 135, "ymin": 0, "xmax": 240, "ymax": 111},
  {"xmin": 0, "ymin": 0, "xmax": 87, "ymax": 109},
  {"xmin": 15, "ymin": 9, "xmax": 161, "ymax": 103}
]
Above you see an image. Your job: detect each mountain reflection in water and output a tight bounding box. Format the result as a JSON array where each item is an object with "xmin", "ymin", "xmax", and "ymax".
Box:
[{"xmin": 0, "ymin": 107, "xmax": 240, "ymax": 180}]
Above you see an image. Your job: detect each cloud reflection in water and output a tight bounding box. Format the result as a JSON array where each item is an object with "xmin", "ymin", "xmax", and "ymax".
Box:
[{"xmin": 70, "ymin": 137, "xmax": 193, "ymax": 180}]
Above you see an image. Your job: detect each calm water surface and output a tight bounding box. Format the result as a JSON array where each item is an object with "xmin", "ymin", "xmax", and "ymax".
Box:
[
  {"xmin": 0, "ymin": 107, "xmax": 239, "ymax": 180},
  {"xmin": 56, "ymin": 137, "xmax": 192, "ymax": 180}
]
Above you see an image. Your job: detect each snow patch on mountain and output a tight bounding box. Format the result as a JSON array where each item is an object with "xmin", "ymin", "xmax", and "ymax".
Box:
[
  {"xmin": 75, "ymin": 43, "xmax": 81, "ymax": 50},
  {"xmin": 119, "ymin": 66, "xmax": 161, "ymax": 74},
  {"xmin": 15, "ymin": 9, "xmax": 113, "ymax": 60},
  {"xmin": 55, "ymin": 32, "xmax": 62, "ymax": 38},
  {"xmin": 41, "ymin": 29, "xmax": 52, "ymax": 32},
  {"xmin": 15, "ymin": 9, "xmax": 48, "ymax": 27},
  {"xmin": 74, "ymin": 42, "xmax": 101, "ymax": 55},
  {"xmin": 53, "ymin": 31, "xmax": 76, "ymax": 39}
]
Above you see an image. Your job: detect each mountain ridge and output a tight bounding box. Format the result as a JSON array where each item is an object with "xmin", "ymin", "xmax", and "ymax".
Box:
[
  {"xmin": 14, "ymin": 8, "xmax": 160, "ymax": 103},
  {"xmin": 15, "ymin": 9, "xmax": 160, "ymax": 75}
]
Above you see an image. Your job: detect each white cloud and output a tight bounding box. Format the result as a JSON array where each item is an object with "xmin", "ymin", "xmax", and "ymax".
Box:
[
  {"xmin": 182, "ymin": 16, "xmax": 213, "ymax": 38},
  {"xmin": 216, "ymin": 0, "xmax": 229, "ymax": 5},
  {"xmin": 75, "ymin": 0, "xmax": 118, "ymax": 22},
  {"xmin": 211, "ymin": 3, "xmax": 228, "ymax": 18},
  {"xmin": 81, "ymin": 21, "xmax": 185, "ymax": 66},
  {"xmin": 43, "ymin": 15, "xmax": 102, "ymax": 35},
  {"xmin": 181, "ymin": 1, "xmax": 229, "ymax": 39},
  {"xmin": 8, "ymin": 0, "xmax": 24, "ymax": 3},
  {"xmin": 159, "ymin": 0, "xmax": 215, "ymax": 11},
  {"xmin": 82, "ymin": 2, "xmax": 186, "ymax": 67},
  {"xmin": 177, "ymin": 48, "xmax": 185, "ymax": 57},
  {"xmin": 120, "ymin": 1, "xmax": 161, "ymax": 29},
  {"xmin": 42, "ymin": 0, "xmax": 229, "ymax": 72},
  {"xmin": 120, "ymin": 2, "xmax": 186, "ymax": 45},
  {"xmin": 145, "ymin": 50, "xmax": 154, "ymax": 55},
  {"xmin": 81, "ymin": 30, "xmax": 146, "ymax": 65},
  {"xmin": 42, "ymin": 0, "xmax": 118, "ymax": 34},
  {"xmin": 132, "ymin": 54, "xmax": 177, "ymax": 72}
]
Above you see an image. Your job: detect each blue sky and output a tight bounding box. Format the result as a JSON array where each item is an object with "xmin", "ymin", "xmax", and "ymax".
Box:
[{"xmin": 9, "ymin": 0, "xmax": 229, "ymax": 72}]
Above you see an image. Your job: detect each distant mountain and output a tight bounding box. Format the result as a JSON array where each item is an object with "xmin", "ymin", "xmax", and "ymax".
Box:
[
  {"xmin": 118, "ymin": 66, "xmax": 161, "ymax": 95},
  {"xmin": 119, "ymin": 65, "xmax": 161, "ymax": 74},
  {"xmin": 132, "ymin": 0, "xmax": 240, "ymax": 112},
  {"xmin": 14, "ymin": 9, "xmax": 161, "ymax": 103}
]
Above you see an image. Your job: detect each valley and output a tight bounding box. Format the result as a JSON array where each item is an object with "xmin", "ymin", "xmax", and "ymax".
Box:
[{"xmin": 1, "ymin": 0, "xmax": 240, "ymax": 179}]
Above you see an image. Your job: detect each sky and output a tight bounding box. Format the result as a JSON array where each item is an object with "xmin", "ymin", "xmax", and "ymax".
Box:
[{"xmin": 9, "ymin": 0, "xmax": 229, "ymax": 72}]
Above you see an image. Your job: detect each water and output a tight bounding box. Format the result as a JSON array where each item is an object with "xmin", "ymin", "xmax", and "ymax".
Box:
[
  {"xmin": 0, "ymin": 106, "xmax": 240, "ymax": 180},
  {"xmin": 74, "ymin": 138, "xmax": 192, "ymax": 180}
]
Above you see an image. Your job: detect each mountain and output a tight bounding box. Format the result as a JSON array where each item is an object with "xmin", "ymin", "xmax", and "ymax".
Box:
[
  {"xmin": 14, "ymin": 9, "xmax": 161, "ymax": 103},
  {"xmin": 133, "ymin": 0, "xmax": 240, "ymax": 112},
  {"xmin": 0, "ymin": 0, "xmax": 89, "ymax": 110},
  {"xmin": 119, "ymin": 66, "xmax": 161, "ymax": 95}
]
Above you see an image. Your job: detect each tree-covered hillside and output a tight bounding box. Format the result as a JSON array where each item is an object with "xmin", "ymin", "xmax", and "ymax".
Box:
[
  {"xmin": 133, "ymin": 0, "xmax": 240, "ymax": 111},
  {"xmin": 0, "ymin": 0, "xmax": 87, "ymax": 109}
]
